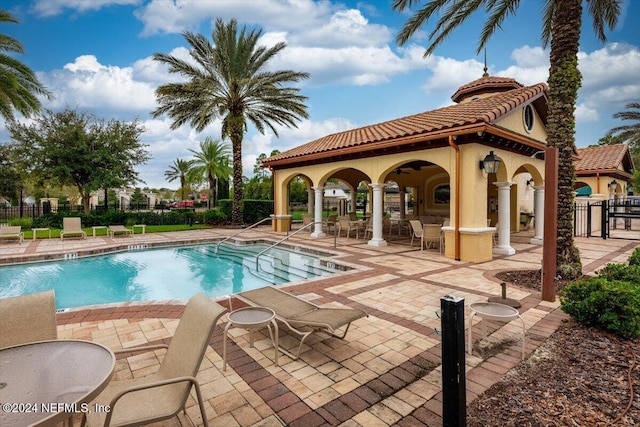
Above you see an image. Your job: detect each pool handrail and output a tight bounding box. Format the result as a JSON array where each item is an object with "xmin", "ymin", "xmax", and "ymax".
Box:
[
  {"xmin": 255, "ymin": 221, "xmax": 324, "ymax": 270},
  {"xmin": 215, "ymin": 217, "xmax": 273, "ymax": 253}
]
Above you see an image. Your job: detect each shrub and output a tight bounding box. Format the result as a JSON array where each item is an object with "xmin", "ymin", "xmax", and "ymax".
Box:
[
  {"xmin": 8, "ymin": 217, "xmax": 33, "ymax": 228},
  {"xmin": 597, "ymin": 263, "xmax": 640, "ymax": 283},
  {"xmin": 201, "ymin": 209, "xmax": 226, "ymax": 225},
  {"xmin": 628, "ymin": 247, "xmax": 640, "ymax": 266},
  {"xmin": 559, "ymin": 277, "xmax": 640, "ymax": 339}
]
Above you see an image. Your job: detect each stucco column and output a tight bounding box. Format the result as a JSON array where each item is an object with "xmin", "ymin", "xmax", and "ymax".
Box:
[
  {"xmin": 530, "ymin": 186, "xmax": 544, "ymax": 245},
  {"xmin": 493, "ymin": 181, "xmax": 515, "ymax": 255},
  {"xmin": 399, "ymin": 187, "xmax": 406, "ymax": 219},
  {"xmin": 307, "ymin": 188, "xmax": 314, "ymax": 215},
  {"xmin": 311, "ymin": 186, "xmax": 326, "ymax": 238},
  {"xmin": 368, "ymin": 183, "xmax": 387, "ymax": 247}
]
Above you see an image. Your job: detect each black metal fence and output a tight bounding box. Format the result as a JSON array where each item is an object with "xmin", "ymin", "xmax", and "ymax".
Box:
[{"xmin": 1, "ymin": 202, "xmax": 156, "ymax": 223}]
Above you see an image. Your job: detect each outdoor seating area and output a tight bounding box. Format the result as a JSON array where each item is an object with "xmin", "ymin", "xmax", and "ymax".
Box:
[{"xmin": 0, "ymin": 227, "xmax": 637, "ymax": 426}]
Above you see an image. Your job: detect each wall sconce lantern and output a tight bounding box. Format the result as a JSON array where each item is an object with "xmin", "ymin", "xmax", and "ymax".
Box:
[
  {"xmin": 526, "ymin": 179, "xmax": 534, "ymax": 188},
  {"xmin": 609, "ymin": 180, "xmax": 618, "ymax": 193},
  {"xmin": 479, "ymin": 151, "xmax": 501, "ymax": 174}
]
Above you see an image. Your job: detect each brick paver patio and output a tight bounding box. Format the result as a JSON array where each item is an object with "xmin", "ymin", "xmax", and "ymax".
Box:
[{"xmin": 1, "ymin": 226, "xmax": 637, "ymax": 426}]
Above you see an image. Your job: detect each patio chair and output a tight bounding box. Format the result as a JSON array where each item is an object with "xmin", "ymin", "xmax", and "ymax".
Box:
[
  {"xmin": 0, "ymin": 226, "xmax": 24, "ymax": 244},
  {"xmin": 233, "ymin": 286, "xmax": 367, "ymax": 359},
  {"xmin": 323, "ymin": 214, "xmax": 338, "ymax": 234},
  {"xmin": 363, "ymin": 217, "xmax": 374, "ymax": 239},
  {"xmin": 422, "ymin": 224, "xmax": 442, "ymax": 252},
  {"xmin": 337, "ymin": 215, "xmax": 360, "ymax": 239},
  {"xmin": 60, "ymin": 217, "xmax": 86, "ymax": 240},
  {"xmin": 0, "ymin": 290, "xmax": 57, "ymax": 349},
  {"xmin": 409, "ymin": 220, "xmax": 423, "ymax": 248},
  {"xmin": 108, "ymin": 225, "xmax": 133, "ymax": 238},
  {"xmin": 81, "ymin": 293, "xmax": 227, "ymax": 427}
]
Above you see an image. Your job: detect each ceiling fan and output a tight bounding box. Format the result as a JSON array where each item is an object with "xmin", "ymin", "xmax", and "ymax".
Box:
[{"xmin": 394, "ymin": 167, "xmax": 410, "ymax": 175}]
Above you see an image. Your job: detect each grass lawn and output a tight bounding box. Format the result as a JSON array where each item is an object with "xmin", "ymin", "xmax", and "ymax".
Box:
[{"xmin": 23, "ymin": 224, "xmax": 212, "ymax": 239}]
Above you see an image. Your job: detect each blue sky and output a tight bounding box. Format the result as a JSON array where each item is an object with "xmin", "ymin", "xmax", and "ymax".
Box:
[{"xmin": 2, "ymin": 0, "xmax": 639, "ymax": 189}]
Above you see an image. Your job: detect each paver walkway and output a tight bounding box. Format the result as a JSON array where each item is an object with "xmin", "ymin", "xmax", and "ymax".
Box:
[{"xmin": 1, "ymin": 227, "xmax": 637, "ymax": 426}]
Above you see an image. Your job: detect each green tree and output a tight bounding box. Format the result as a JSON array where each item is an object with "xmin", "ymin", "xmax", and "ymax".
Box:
[
  {"xmin": 0, "ymin": 143, "xmax": 22, "ymax": 204},
  {"xmin": 152, "ymin": 18, "xmax": 309, "ymax": 225},
  {"xmin": 9, "ymin": 108, "xmax": 149, "ymax": 214},
  {"xmin": 129, "ymin": 188, "xmax": 147, "ymax": 207},
  {"xmin": 0, "ymin": 10, "xmax": 52, "ymax": 122},
  {"xmin": 165, "ymin": 158, "xmax": 193, "ymax": 201},
  {"xmin": 393, "ymin": 0, "xmax": 621, "ymax": 280},
  {"xmin": 188, "ymin": 137, "xmax": 232, "ymax": 208}
]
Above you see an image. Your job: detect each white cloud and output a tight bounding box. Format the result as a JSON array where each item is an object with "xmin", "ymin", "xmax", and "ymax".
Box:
[
  {"xmin": 575, "ymin": 103, "xmax": 600, "ymax": 123},
  {"xmin": 579, "ymin": 43, "xmax": 640, "ymax": 108},
  {"xmin": 42, "ymin": 55, "xmax": 156, "ymax": 112}
]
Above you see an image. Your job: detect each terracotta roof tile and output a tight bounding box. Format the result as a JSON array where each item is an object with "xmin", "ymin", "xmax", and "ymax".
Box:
[
  {"xmin": 264, "ymin": 83, "xmax": 547, "ymax": 165},
  {"xmin": 451, "ymin": 76, "xmax": 524, "ymax": 103},
  {"xmin": 575, "ymin": 144, "xmax": 629, "ymax": 172}
]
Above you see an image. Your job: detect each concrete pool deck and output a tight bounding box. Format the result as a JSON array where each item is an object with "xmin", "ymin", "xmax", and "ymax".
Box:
[{"xmin": 1, "ymin": 227, "xmax": 637, "ymax": 426}]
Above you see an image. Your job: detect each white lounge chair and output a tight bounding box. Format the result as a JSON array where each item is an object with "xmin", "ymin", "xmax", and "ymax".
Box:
[
  {"xmin": 0, "ymin": 226, "xmax": 24, "ymax": 244},
  {"xmin": 60, "ymin": 217, "xmax": 86, "ymax": 240}
]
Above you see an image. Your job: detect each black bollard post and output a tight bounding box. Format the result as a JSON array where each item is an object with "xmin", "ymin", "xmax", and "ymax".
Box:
[{"xmin": 441, "ymin": 295, "xmax": 466, "ymax": 427}]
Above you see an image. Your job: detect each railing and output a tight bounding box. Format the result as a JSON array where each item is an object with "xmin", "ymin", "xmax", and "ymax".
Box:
[
  {"xmin": 215, "ymin": 217, "xmax": 273, "ymax": 253},
  {"xmin": 255, "ymin": 221, "xmax": 325, "ymax": 270}
]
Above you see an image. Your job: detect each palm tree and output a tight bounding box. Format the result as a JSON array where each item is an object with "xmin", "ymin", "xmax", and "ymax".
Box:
[
  {"xmin": 188, "ymin": 137, "xmax": 232, "ymax": 208},
  {"xmin": 393, "ymin": 0, "xmax": 621, "ymax": 280},
  {"xmin": 165, "ymin": 158, "xmax": 193, "ymax": 201},
  {"xmin": 152, "ymin": 18, "xmax": 310, "ymax": 225},
  {"xmin": 0, "ymin": 10, "xmax": 52, "ymax": 122},
  {"xmin": 607, "ymin": 102, "xmax": 640, "ymax": 148}
]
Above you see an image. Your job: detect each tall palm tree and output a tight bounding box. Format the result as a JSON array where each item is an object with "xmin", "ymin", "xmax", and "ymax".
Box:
[
  {"xmin": 393, "ymin": 0, "xmax": 621, "ymax": 280},
  {"xmin": 0, "ymin": 10, "xmax": 52, "ymax": 122},
  {"xmin": 152, "ymin": 18, "xmax": 310, "ymax": 225},
  {"xmin": 188, "ymin": 137, "xmax": 232, "ymax": 208},
  {"xmin": 165, "ymin": 158, "xmax": 193, "ymax": 201}
]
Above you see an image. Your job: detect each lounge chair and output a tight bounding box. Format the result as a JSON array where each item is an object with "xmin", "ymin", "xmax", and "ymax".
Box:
[
  {"xmin": 0, "ymin": 290, "xmax": 57, "ymax": 349},
  {"xmin": 233, "ymin": 286, "xmax": 367, "ymax": 359},
  {"xmin": 108, "ymin": 225, "xmax": 133, "ymax": 237},
  {"xmin": 81, "ymin": 293, "xmax": 227, "ymax": 427},
  {"xmin": 0, "ymin": 226, "xmax": 24, "ymax": 244},
  {"xmin": 60, "ymin": 217, "xmax": 86, "ymax": 240}
]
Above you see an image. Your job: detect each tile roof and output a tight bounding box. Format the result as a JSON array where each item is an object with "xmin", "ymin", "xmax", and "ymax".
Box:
[
  {"xmin": 264, "ymin": 82, "xmax": 547, "ymax": 165},
  {"xmin": 575, "ymin": 144, "xmax": 632, "ymax": 173},
  {"xmin": 451, "ymin": 76, "xmax": 524, "ymax": 103}
]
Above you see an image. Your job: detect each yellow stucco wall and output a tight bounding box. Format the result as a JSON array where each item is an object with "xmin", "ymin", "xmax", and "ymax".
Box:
[
  {"xmin": 495, "ymin": 103, "xmax": 547, "ymax": 141},
  {"xmin": 272, "ymin": 138, "xmax": 545, "ymax": 263}
]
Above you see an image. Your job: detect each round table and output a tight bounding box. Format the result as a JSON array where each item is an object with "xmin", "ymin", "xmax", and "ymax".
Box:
[
  {"xmin": 222, "ymin": 307, "xmax": 279, "ymax": 370},
  {"xmin": 467, "ymin": 302, "xmax": 526, "ymax": 360},
  {"xmin": 0, "ymin": 340, "xmax": 115, "ymax": 427}
]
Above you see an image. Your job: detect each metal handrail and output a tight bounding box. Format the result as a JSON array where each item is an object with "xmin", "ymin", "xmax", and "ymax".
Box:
[
  {"xmin": 215, "ymin": 217, "xmax": 272, "ymax": 253},
  {"xmin": 255, "ymin": 221, "xmax": 324, "ymax": 270}
]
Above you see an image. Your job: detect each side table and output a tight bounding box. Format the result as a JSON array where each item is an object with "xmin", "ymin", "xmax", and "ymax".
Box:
[
  {"xmin": 92, "ymin": 226, "xmax": 107, "ymax": 237},
  {"xmin": 31, "ymin": 228, "xmax": 51, "ymax": 240},
  {"xmin": 222, "ymin": 307, "xmax": 279, "ymax": 370},
  {"xmin": 132, "ymin": 224, "xmax": 146, "ymax": 234},
  {"xmin": 468, "ymin": 302, "xmax": 526, "ymax": 360}
]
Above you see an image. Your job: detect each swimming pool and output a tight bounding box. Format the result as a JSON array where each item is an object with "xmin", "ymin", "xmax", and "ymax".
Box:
[{"xmin": 0, "ymin": 243, "xmax": 341, "ymax": 309}]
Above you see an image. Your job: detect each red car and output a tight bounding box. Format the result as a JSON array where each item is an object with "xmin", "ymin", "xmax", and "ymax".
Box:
[{"xmin": 168, "ymin": 200, "xmax": 194, "ymax": 208}]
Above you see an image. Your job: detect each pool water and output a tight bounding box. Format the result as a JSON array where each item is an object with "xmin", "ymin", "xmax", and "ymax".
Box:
[{"xmin": 0, "ymin": 243, "xmax": 338, "ymax": 309}]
